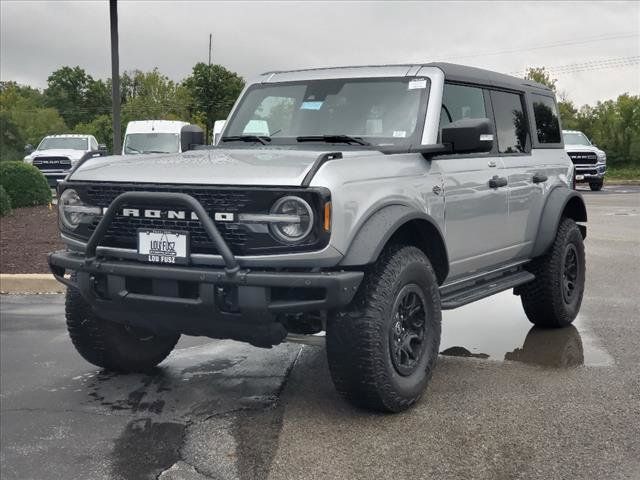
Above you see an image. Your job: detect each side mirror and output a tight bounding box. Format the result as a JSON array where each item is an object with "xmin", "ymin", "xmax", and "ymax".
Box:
[
  {"xmin": 442, "ymin": 118, "xmax": 494, "ymax": 154},
  {"xmin": 98, "ymin": 144, "xmax": 107, "ymax": 151},
  {"xmin": 213, "ymin": 119, "xmax": 226, "ymax": 145},
  {"xmin": 24, "ymin": 144, "xmax": 34, "ymax": 154}
]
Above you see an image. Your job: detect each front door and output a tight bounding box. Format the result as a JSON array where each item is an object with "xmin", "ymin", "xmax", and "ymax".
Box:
[{"xmin": 433, "ymin": 83, "xmax": 511, "ymax": 280}]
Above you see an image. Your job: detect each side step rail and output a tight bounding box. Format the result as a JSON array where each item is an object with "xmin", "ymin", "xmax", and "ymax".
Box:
[{"xmin": 440, "ymin": 269, "xmax": 534, "ymax": 310}]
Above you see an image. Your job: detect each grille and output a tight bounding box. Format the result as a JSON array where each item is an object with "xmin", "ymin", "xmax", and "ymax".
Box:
[
  {"xmin": 567, "ymin": 152, "xmax": 597, "ymax": 165},
  {"xmin": 33, "ymin": 156, "xmax": 72, "ymax": 170},
  {"xmin": 75, "ymin": 183, "xmax": 327, "ymax": 256}
]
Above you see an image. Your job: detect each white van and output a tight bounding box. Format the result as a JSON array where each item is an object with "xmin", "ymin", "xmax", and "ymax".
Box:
[{"xmin": 122, "ymin": 120, "xmax": 204, "ymax": 155}]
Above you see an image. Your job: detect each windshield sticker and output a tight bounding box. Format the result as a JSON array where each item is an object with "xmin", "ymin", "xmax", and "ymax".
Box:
[
  {"xmin": 408, "ymin": 79, "xmax": 427, "ymax": 90},
  {"xmin": 300, "ymin": 101, "xmax": 323, "ymax": 110},
  {"xmin": 393, "ymin": 131, "xmax": 407, "ymax": 138}
]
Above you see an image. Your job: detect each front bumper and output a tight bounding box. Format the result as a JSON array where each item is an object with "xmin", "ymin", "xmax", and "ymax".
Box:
[
  {"xmin": 49, "ymin": 251, "xmax": 362, "ymax": 346},
  {"xmin": 575, "ymin": 164, "xmax": 606, "ymax": 183},
  {"xmin": 49, "ymin": 190, "xmax": 362, "ymax": 347},
  {"xmin": 41, "ymin": 171, "xmax": 69, "ymax": 187}
]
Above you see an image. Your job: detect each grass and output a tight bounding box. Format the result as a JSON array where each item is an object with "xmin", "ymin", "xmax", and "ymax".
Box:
[{"xmin": 607, "ymin": 164, "xmax": 640, "ymax": 181}]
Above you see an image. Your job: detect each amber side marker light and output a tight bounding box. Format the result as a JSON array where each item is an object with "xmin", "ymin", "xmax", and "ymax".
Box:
[{"xmin": 323, "ymin": 202, "xmax": 332, "ymax": 232}]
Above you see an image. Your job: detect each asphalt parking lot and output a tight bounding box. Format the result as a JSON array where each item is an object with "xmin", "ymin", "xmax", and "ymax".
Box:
[{"xmin": 1, "ymin": 185, "xmax": 639, "ymax": 480}]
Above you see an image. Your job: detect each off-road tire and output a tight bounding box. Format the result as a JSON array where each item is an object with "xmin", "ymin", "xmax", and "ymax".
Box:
[
  {"xmin": 589, "ymin": 181, "xmax": 603, "ymax": 191},
  {"xmin": 65, "ymin": 281, "xmax": 180, "ymax": 372},
  {"xmin": 326, "ymin": 245, "xmax": 441, "ymax": 413},
  {"xmin": 520, "ymin": 218, "xmax": 585, "ymax": 328}
]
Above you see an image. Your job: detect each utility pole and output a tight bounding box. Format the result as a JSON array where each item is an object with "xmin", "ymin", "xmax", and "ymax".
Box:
[
  {"xmin": 109, "ymin": 0, "xmax": 121, "ymax": 154},
  {"xmin": 207, "ymin": 33, "xmax": 212, "ymax": 142},
  {"xmin": 208, "ymin": 33, "xmax": 212, "ymax": 66}
]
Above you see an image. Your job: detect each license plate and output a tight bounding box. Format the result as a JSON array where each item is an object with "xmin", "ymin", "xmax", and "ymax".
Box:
[
  {"xmin": 576, "ymin": 175, "xmax": 584, "ymax": 181},
  {"xmin": 138, "ymin": 230, "xmax": 189, "ymax": 265}
]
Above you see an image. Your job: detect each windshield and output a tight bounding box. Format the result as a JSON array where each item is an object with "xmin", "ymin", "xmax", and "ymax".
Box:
[
  {"xmin": 223, "ymin": 78, "xmax": 430, "ymax": 147},
  {"xmin": 123, "ymin": 133, "xmax": 180, "ymax": 154},
  {"xmin": 38, "ymin": 137, "xmax": 87, "ymax": 150},
  {"xmin": 563, "ymin": 132, "xmax": 591, "ymax": 146}
]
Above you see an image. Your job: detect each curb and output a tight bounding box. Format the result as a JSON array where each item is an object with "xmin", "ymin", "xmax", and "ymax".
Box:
[{"xmin": 0, "ymin": 274, "xmax": 65, "ymax": 294}]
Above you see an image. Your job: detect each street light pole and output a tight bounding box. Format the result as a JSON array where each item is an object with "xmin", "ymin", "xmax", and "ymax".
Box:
[{"xmin": 109, "ymin": 0, "xmax": 121, "ymax": 154}]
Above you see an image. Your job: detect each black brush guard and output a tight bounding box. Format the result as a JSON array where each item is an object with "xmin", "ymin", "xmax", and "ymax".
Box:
[{"xmin": 49, "ymin": 192, "xmax": 363, "ymax": 347}]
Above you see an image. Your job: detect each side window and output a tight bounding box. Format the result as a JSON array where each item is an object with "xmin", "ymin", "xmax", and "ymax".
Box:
[
  {"xmin": 491, "ymin": 90, "xmax": 530, "ymax": 154},
  {"xmin": 439, "ymin": 83, "xmax": 486, "ymax": 129},
  {"xmin": 532, "ymin": 94, "xmax": 561, "ymax": 143}
]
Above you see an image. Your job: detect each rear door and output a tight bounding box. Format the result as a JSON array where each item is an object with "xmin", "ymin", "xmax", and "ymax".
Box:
[
  {"xmin": 493, "ymin": 90, "xmax": 548, "ymax": 256},
  {"xmin": 433, "ymin": 83, "xmax": 510, "ymax": 280}
]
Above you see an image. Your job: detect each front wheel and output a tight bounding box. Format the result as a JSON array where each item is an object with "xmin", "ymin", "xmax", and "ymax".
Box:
[
  {"xmin": 65, "ymin": 284, "xmax": 180, "ymax": 372},
  {"xmin": 519, "ymin": 218, "xmax": 585, "ymax": 328},
  {"xmin": 589, "ymin": 181, "xmax": 603, "ymax": 191},
  {"xmin": 326, "ymin": 245, "xmax": 441, "ymax": 412}
]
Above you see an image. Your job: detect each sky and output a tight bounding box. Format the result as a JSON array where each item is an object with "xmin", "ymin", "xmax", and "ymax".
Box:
[{"xmin": 1, "ymin": 0, "xmax": 639, "ymax": 106}]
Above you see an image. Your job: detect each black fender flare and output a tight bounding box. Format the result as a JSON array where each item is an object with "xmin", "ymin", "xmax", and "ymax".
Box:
[
  {"xmin": 531, "ymin": 186, "xmax": 587, "ymax": 258},
  {"xmin": 339, "ymin": 204, "xmax": 449, "ymax": 282}
]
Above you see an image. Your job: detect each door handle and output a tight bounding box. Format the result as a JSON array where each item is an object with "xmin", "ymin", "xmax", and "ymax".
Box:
[
  {"xmin": 532, "ymin": 173, "xmax": 548, "ymax": 183},
  {"xmin": 489, "ymin": 175, "xmax": 508, "ymax": 189}
]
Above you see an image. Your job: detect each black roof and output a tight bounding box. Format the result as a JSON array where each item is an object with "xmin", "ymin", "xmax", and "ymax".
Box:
[
  {"xmin": 424, "ymin": 62, "xmax": 552, "ymax": 93},
  {"xmin": 262, "ymin": 62, "xmax": 553, "ymax": 94}
]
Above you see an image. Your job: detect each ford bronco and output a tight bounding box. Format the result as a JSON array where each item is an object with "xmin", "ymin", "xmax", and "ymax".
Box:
[{"xmin": 49, "ymin": 63, "xmax": 587, "ymax": 412}]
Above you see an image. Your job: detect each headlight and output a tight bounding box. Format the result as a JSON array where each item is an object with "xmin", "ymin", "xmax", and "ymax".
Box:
[
  {"xmin": 58, "ymin": 188, "xmax": 101, "ymax": 230},
  {"xmin": 269, "ymin": 196, "xmax": 314, "ymax": 243},
  {"xmin": 596, "ymin": 151, "xmax": 606, "ymax": 163}
]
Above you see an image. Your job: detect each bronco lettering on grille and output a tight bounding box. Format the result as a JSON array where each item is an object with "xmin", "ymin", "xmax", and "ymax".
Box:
[{"xmin": 99, "ymin": 207, "xmax": 235, "ymax": 222}]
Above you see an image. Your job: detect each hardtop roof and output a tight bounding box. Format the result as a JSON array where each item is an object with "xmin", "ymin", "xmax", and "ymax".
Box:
[{"xmin": 261, "ymin": 62, "xmax": 552, "ymax": 94}]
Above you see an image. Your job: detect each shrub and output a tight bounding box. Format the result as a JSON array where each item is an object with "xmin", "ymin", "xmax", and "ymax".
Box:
[
  {"xmin": 0, "ymin": 185, "xmax": 11, "ymax": 216},
  {"xmin": 0, "ymin": 161, "xmax": 51, "ymax": 208}
]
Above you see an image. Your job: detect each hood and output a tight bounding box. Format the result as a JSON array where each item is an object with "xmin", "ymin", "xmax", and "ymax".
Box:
[
  {"xmin": 69, "ymin": 148, "xmax": 345, "ymax": 186},
  {"xmin": 30, "ymin": 149, "xmax": 87, "ymax": 160}
]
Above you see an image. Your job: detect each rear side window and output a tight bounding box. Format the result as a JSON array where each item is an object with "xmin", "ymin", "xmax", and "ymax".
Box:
[
  {"xmin": 440, "ymin": 83, "xmax": 486, "ymax": 128},
  {"xmin": 532, "ymin": 94, "xmax": 561, "ymax": 143},
  {"xmin": 491, "ymin": 90, "xmax": 530, "ymax": 154}
]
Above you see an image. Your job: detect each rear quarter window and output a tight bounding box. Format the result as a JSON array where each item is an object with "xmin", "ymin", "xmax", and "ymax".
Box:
[{"xmin": 531, "ymin": 94, "xmax": 561, "ymax": 144}]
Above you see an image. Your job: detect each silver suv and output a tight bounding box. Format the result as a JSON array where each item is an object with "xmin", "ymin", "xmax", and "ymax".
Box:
[{"xmin": 49, "ymin": 63, "xmax": 587, "ymax": 412}]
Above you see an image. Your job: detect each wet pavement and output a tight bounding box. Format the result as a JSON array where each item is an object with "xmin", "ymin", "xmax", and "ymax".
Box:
[{"xmin": 1, "ymin": 185, "xmax": 639, "ymax": 479}]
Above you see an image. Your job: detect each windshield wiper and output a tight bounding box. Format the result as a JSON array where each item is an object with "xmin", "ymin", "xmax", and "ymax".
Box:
[
  {"xmin": 125, "ymin": 146, "xmax": 142, "ymax": 154},
  {"xmin": 143, "ymin": 150, "xmax": 171, "ymax": 154},
  {"xmin": 296, "ymin": 135, "xmax": 372, "ymax": 146},
  {"xmin": 221, "ymin": 135, "xmax": 271, "ymax": 145}
]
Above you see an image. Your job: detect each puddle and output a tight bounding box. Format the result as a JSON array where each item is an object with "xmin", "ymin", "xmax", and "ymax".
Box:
[{"xmin": 440, "ymin": 291, "xmax": 613, "ymax": 368}]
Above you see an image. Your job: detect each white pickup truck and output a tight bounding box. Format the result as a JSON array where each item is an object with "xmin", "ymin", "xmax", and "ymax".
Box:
[{"xmin": 23, "ymin": 134, "xmax": 106, "ymax": 187}]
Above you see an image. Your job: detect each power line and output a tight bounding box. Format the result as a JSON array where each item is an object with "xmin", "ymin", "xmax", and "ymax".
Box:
[
  {"xmin": 512, "ymin": 56, "xmax": 640, "ymax": 76},
  {"xmin": 436, "ymin": 32, "xmax": 639, "ymax": 62}
]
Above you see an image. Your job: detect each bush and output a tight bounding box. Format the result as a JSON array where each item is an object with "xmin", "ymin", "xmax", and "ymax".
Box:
[
  {"xmin": 0, "ymin": 185, "xmax": 11, "ymax": 216},
  {"xmin": 0, "ymin": 161, "xmax": 51, "ymax": 208}
]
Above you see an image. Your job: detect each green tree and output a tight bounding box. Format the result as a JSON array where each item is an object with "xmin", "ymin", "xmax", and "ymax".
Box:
[
  {"xmin": 120, "ymin": 69, "xmax": 191, "ymax": 122},
  {"xmin": 524, "ymin": 67, "xmax": 558, "ymax": 91},
  {"xmin": 74, "ymin": 114, "xmax": 114, "ymax": 153},
  {"xmin": 183, "ymin": 63, "xmax": 245, "ymax": 141},
  {"xmin": 44, "ymin": 66, "xmax": 110, "ymax": 127},
  {"xmin": 0, "ymin": 81, "xmax": 67, "ymax": 158}
]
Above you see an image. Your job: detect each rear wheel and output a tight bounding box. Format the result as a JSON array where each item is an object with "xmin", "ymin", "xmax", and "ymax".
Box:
[
  {"xmin": 519, "ymin": 218, "xmax": 585, "ymax": 328},
  {"xmin": 65, "ymin": 281, "xmax": 180, "ymax": 372},
  {"xmin": 589, "ymin": 181, "xmax": 603, "ymax": 191},
  {"xmin": 326, "ymin": 245, "xmax": 441, "ymax": 412}
]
